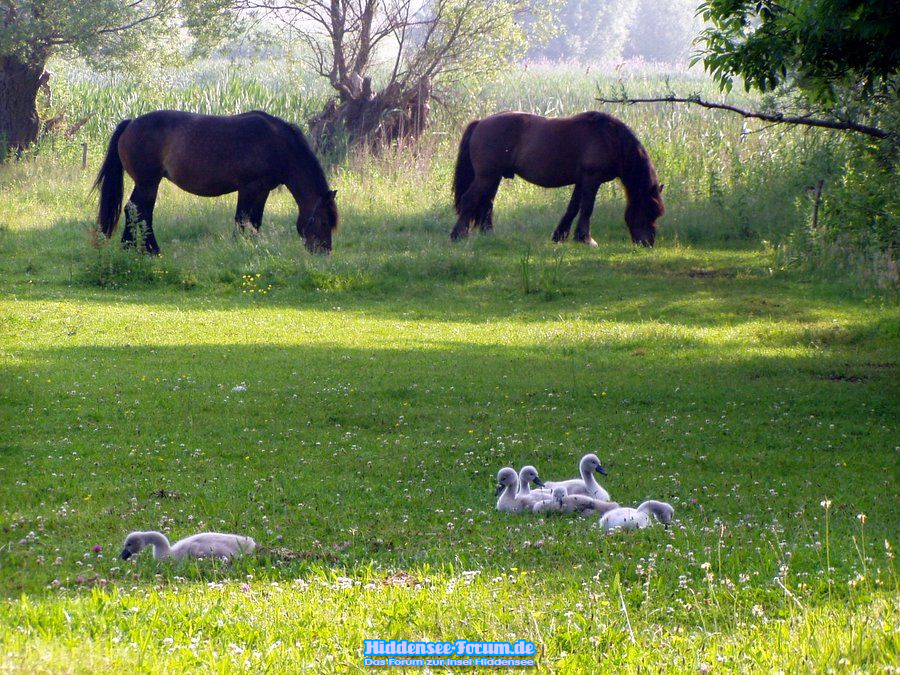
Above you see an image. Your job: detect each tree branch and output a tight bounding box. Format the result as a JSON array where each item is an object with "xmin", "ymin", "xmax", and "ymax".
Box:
[{"xmin": 596, "ymin": 95, "xmax": 890, "ymax": 139}]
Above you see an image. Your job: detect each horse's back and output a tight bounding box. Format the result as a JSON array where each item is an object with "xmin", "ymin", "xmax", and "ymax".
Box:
[
  {"xmin": 470, "ymin": 111, "xmax": 618, "ymax": 187},
  {"xmin": 125, "ymin": 110, "xmax": 285, "ymax": 147},
  {"xmin": 118, "ymin": 110, "xmax": 292, "ymax": 195}
]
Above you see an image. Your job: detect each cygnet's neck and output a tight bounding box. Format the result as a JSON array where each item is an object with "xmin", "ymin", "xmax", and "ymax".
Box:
[
  {"xmin": 499, "ymin": 483, "xmax": 519, "ymax": 508},
  {"xmin": 637, "ymin": 501, "xmax": 665, "ymax": 520},
  {"xmin": 145, "ymin": 531, "xmax": 173, "ymax": 559},
  {"xmin": 580, "ymin": 464, "xmax": 600, "ymax": 492}
]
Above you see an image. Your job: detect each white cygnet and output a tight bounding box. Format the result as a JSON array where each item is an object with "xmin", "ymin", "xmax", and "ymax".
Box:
[
  {"xmin": 496, "ymin": 467, "xmax": 545, "ymax": 513},
  {"xmin": 517, "ymin": 465, "xmax": 549, "ymax": 502},
  {"xmin": 598, "ymin": 500, "xmax": 674, "ymax": 533},
  {"xmin": 121, "ymin": 531, "xmax": 257, "ymax": 561},
  {"xmin": 543, "ymin": 453, "xmax": 611, "ymax": 501}
]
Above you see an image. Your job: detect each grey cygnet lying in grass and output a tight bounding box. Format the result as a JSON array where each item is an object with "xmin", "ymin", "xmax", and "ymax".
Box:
[
  {"xmin": 121, "ymin": 531, "xmax": 257, "ymax": 561},
  {"xmin": 532, "ymin": 486, "xmax": 619, "ymax": 516},
  {"xmin": 541, "ymin": 453, "xmax": 611, "ymax": 501},
  {"xmin": 598, "ymin": 500, "xmax": 674, "ymax": 533}
]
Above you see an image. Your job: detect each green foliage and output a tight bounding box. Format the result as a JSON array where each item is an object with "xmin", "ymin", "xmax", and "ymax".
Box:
[
  {"xmin": 779, "ymin": 138, "xmax": 899, "ymax": 289},
  {"xmin": 520, "ymin": 246, "xmax": 567, "ymax": 299},
  {"xmin": 695, "ymin": 1, "xmax": 897, "ymax": 280},
  {"xmin": 84, "ymin": 237, "xmax": 157, "ymax": 288},
  {"xmin": 0, "ymin": 0, "xmax": 239, "ymax": 69},
  {"xmin": 50, "ymin": 59, "xmax": 330, "ymax": 142},
  {"xmin": 697, "ymin": 0, "xmax": 898, "ymax": 105},
  {"xmin": 407, "ymin": 0, "xmax": 554, "ymax": 90}
]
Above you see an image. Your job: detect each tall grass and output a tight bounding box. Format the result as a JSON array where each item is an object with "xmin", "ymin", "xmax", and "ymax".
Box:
[{"xmin": 19, "ymin": 57, "xmax": 895, "ymax": 289}]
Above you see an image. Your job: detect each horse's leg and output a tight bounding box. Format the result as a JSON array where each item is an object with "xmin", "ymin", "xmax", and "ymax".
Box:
[
  {"xmin": 450, "ymin": 215, "xmax": 471, "ymax": 241},
  {"xmin": 573, "ymin": 180, "xmax": 601, "ymax": 247},
  {"xmin": 552, "ymin": 185, "xmax": 582, "ymax": 242},
  {"xmin": 249, "ymin": 191, "xmax": 270, "ymax": 231},
  {"xmin": 451, "ymin": 175, "xmax": 500, "ymax": 240},
  {"xmin": 123, "ymin": 180, "xmax": 161, "ymax": 254},
  {"xmin": 235, "ymin": 184, "xmax": 269, "ymax": 234},
  {"xmin": 476, "ymin": 177, "xmax": 501, "ymax": 232}
]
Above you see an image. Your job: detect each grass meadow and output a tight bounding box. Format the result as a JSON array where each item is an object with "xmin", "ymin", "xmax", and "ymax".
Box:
[{"xmin": 0, "ymin": 59, "xmax": 898, "ymax": 671}]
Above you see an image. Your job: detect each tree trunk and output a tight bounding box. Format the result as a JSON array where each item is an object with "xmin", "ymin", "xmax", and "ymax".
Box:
[
  {"xmin": 308, "ymin": 76, "xmax": 432, "ymax": 153},
  {"xmin": 0, "ymin": 54, "xmax": 46, "ymax": 156}
]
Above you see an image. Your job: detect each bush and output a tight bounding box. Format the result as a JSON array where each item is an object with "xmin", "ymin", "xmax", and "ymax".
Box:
[
  {"xmin": 779, "ymin": 140, "xmax": 899, "ymax": 290},
  {"xmin": 83, "ymin": 235, "xmax": 158, "ymax": 288}
]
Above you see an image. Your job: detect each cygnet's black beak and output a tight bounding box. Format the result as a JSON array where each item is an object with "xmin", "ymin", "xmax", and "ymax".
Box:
[
  {"xmin": 533, "ymin": 477, "xmax": 545, "ymax": 487},
  {"xmin": 596, "ymin": 465, "xmax": 608, "ymax": 476},
  {"xmin": 494, "ymin": 484, "xmax": 503, "ymax": 496},
  {"xmin": 120, "ymin": 549, "xmax": 131, "ymax": 560}
]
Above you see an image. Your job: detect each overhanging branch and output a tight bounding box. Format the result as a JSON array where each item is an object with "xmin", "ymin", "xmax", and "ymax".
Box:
[{"xmin": 596, "ymin": 95, "xmax": 889, "ymax": 139}]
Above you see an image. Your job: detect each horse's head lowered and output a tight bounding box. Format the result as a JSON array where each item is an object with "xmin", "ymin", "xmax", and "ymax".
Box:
[
  {"xmin": 298, "ymin": 190, "xmax": 339, "ymax": 254},
  {"xmin": 625, "ymin": 182, "xmax": 665, "ymax": 247}
]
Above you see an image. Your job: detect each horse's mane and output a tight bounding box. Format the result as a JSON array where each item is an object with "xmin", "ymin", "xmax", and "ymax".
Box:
[
  {"xmin": 286, "ymin": 122, "xmax": 339, "ymax": 230},
  {"xmin": 248, "ymin": 111, "xmax": 338, "ymax": 231},
  {"xmin": 285, "ymin": 122, "xmax": 332, "ymax": 198},
  {"xmin": 585, "ymin": 112, "xmax": 664, "ymax": 219},
  {"xmin": 245, "ymin": 110, "xmax": 330, "ymax": 194}
]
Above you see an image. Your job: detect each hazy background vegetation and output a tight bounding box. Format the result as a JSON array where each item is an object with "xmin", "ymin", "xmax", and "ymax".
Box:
[{"xmin": 527, "ymin": 0, "xmax": 703, "ymax": 64}]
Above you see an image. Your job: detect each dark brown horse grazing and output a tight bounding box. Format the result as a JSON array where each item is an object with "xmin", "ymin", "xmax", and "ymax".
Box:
[
  {"xmin": 451, "ymin": 111, "xmax": 664, "ymax": 246},
  {"xmin": 93, "ymin": 110, "xmax": 338, "ymax": 254}
]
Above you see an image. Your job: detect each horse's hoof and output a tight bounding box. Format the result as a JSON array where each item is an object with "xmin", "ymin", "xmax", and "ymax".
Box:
[{"xmin": 575, "ymin": 237, "xmax": 598, "ymax": 247}]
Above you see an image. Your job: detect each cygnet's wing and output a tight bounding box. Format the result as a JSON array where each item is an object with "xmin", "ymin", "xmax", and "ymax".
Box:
[
  {"xmin": 543, "ymin": 479, "xmax": 589, "ymax": 496},
  {"xmin": 177, "ymin": 533, "xmax": 244, "ymax": 559},
  {"xmin": 563, "ymin": 494, "xmax": 598, "ymax": 513},
  {"xmin": 532, "ymin": 500, "xmax": 556, "ymax": 514},
  {"xmin": 588, "ymin": 500, "xmax": 619, "ymax": 516},
  {"xmin": 600, "ymin": 508, "xmax": 647, "ymax": 532}
]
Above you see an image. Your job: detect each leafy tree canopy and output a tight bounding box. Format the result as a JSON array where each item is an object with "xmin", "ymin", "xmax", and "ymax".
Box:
[
  {"xmin": 1, "ymin": 0, "xmax": 238, "ymax": 68},
  {"xmin": 697, "ymin": 0, "xmax": 899, "ymax": 104},
  {"xmin": 0, "ymin": 0, "xmax": 240, "ymax": 153}
]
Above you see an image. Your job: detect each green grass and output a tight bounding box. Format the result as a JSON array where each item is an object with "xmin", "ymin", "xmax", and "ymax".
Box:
[{"xmin": 0, "ymin": 62, "xmax": 898, "ymax": 671}]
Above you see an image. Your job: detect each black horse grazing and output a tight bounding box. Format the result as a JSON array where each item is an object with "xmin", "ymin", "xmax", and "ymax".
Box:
[
  {"xmin": 93, "ymin": 110, "xmax": 338, "ymax": 254},
  {"xmin": 451, "ymin": 111, "xmax": 664, "ymax": 246}
]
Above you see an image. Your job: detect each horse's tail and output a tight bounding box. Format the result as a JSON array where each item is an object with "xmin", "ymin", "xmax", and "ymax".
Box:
[
  {"xmin": 92, "ymin": 119, "xmax": 131, "ymax": 237},
  {"xmin": 453, "ymin": 120, "xmax": 479, "ymax": 214}
]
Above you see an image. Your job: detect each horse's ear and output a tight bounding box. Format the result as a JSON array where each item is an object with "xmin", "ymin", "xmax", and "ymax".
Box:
[
  {"xmin": 329, "ymin": 189, "xmax": 337, "ymax": 199},
  {"xmin": 659, "ymin": 183, "xmax": 665, "ymax": 194}
]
